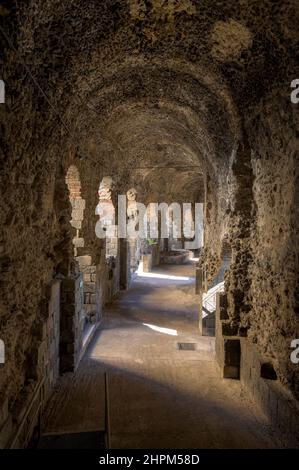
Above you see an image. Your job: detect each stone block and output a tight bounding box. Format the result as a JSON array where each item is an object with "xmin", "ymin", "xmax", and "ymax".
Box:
[
  {"xmin": 70, "ymin": 219, "xmax": 82, "ymax": 230},
  {"xmin": 84, "ymin": 282, "xmax": 96, "ymax": 293},
  {"xmin": 84, "ymin": 304, "xmax": 97, "ymax": 314},
  {"xmin": 72, "ymin": 199, "xmax": 86, "ymax": 210},
  {"xmin": 73, "ymin": 237, "xmax": 84, "ymax": 248},
  {"xmin": 71, "ymin": 208, "xmax": 84, "ymax": 220},
  {"xmin": 76, "ymin": 255, "xmax": 92, "ymax": 269}
]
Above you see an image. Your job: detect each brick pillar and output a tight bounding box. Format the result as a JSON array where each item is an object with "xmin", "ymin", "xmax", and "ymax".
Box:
[{"xmin": 71, "ymin": 198, "xmax": 85, "ymax": 256}]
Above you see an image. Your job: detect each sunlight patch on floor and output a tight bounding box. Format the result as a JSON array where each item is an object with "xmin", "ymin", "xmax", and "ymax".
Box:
[
  {"xmin": 142, "ymin": 323, "xmax": 178, "ymax": 336},
  {"xmin": 137, "ymin": 272, "xmax": 191, "ymax": 281}
]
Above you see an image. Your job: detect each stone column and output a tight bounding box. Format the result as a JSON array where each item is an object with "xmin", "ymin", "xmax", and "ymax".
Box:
[{"xmin": 127, "ymin": 187, "xmax": 139, "ymax": 274}]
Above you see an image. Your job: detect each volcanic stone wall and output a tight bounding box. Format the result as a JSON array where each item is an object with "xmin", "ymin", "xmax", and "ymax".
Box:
[
  {"xmin": 245, "ymin": 88, "xmax": 299, "ymax": 397},
  {"xmin": 0, "ymin": 0, "xmax": 298, "ymax": 447}
]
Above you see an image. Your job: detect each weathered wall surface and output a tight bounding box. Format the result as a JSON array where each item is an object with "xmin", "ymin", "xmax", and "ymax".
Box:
[
  {"xmin": 213, "ymin": 86, "xmax": 299, "ymax": 401},
  {"xmin": 0, "ymin": 0, "xmax": 298, "ymax": 447},
  {"xmin": 246, "ymin": 89, "xmax": 299, "ymax": 397}
]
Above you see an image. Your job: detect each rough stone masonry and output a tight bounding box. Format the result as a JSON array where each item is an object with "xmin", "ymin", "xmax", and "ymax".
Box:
[{"xmin": 0, "ymin": 0, "xmax": 298, "ymax": 449}]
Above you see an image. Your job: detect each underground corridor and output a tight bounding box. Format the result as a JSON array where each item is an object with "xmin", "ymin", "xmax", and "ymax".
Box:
[
  {"xmin": 40, "ymin": 260, "xmax": 284, "ymax": 449},
  {"xmin": 0, "ymin": 0, "xmax": 299, "ymax": 452}
]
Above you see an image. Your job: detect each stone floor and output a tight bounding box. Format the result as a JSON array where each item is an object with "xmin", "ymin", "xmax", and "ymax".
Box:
[{"xmin": 42, "ymin": 262, "xmax": 283, "ymax": 449}]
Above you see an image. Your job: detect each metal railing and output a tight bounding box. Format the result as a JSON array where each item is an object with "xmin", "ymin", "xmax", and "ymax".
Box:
[
  {"xmin": 9, "ymin": 377, "xmax": 45, "ymax": 449},
  {"xmin": 104, "ymin": 372, "xmax": 111, "ymax": 449},
  {"xmin": 202, "ymin": 281, "xmax": 224, "ymax": 315}
]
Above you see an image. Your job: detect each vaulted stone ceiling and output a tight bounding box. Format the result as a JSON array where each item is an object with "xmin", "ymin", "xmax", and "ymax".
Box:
[{"xmin": 4, "ymin": 0, "xmax": 297, "ymax": 202}]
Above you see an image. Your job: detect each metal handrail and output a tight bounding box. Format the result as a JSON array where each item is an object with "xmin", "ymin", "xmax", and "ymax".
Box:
[
  {"xmin": 203, "ymin": 281, "xmax": 224, "ymax": 302},
  {"xmin": 203, "ymin": 299, "xmax": 216, "ymax": 312},
  {"xmin": 202, "ymin": 305, "xmax": 214, "ymax": 316},
  {"xmin": 104, "ymin": 372, "xmax": 111, "ymax": 449},
  {"xmin": 202, "ymin": 281, "xmax": 224, "ymax": 313},
  {"xmin": 9, "ymin": 377, "xmax": 45, "ymax": 449}
]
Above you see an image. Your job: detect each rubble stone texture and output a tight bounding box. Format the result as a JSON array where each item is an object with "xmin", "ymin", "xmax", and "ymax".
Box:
[{"xmin": 0, "ymin": 0, "xmax": 298, "ymax": 447}]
